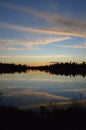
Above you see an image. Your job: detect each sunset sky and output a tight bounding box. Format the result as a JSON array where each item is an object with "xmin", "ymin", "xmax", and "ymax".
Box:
[{"xmin": 0, "ymin": 0, "xmax": 86, "ymax": 65}]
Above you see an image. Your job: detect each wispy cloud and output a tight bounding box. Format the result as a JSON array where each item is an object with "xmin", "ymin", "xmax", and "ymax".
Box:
[
  {"xmin": 0, "ymin": 54, "xmax": 72, "ymax": 59},
  {"xmin": 0, "ymin": 3, "xmax": 86, "ymax": 51},
  {"xmin": 35, "ymin": 12, "xmax": 86, "ymax": 38},
  {"xmin": 0, "ymin": 46, "xmax": 38, "ymax": 50},
  {"xmin": 0, "ymin": 2, "xmax": 33, "ymax": 14},
  {"xmin": 0, "ymin": 3, "xmax": 86, "ymax": 38},
  {"xmin": 0, "ymin": 22, "xmax": 85, "ymax": 38},
  {"xmin": 61, "ymin": 45, "xmax": 86, "ymax": 49},
  {"xmin": 58, "ymin": 88, "xmax": 86, "ymax": 92},
  {"xmin": 56, "ymin": 40, "xmax": 86, "ymax": 49},
  {"xmin": 56, "ymin": 45, "xmax": 86, "ymax": 49},
  {"xmin": 0, "ymin": 37, "xmax": 70, "ymax": 46}
]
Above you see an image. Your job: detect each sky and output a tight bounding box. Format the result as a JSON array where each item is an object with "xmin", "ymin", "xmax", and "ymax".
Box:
[{"xmin": 0, "ymin": 0, "xmax": 86, "ymax": 65}]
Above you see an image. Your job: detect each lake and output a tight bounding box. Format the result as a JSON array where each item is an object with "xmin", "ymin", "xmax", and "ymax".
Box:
[{"xmin": 0, "ymin": 70, "xmax": 86, "ymax": 109}]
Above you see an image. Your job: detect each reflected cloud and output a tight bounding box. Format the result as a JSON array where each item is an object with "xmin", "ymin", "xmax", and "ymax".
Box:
[
  {"xmin": 58, "ymin": 88, "xmax": 86, "ymax": 92},
  {"xmin": 0, "ymin": 91, "xmax": 70, "ymax": 109},
  {"xmin": 19, "ymin": 91, "xmax": 70, "ymax": 100}
]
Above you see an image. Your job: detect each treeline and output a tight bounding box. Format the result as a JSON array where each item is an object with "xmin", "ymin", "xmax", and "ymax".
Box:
[
  {"xmin": 0, "ymin": 62, "xmax": 86, "ymax": 76},
  {"xmin": 29, "ymin": 62, "xmax": 86, "ymax": 77},
  {"xmin": 0, "ymin": 63, "xmax": 28, "ymax": 74}
]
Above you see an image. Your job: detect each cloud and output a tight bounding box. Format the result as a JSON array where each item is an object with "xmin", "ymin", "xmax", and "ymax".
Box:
[
  {"xmin": 58, "ymin": 88, "xmax": 86, "ymax": 92},
  {"xmin": 0, "ymin": 2, "xmax": 33, "ymax": 14},
  {"xmin": 0, "ymin": 3, "xmax": 86, "ymax": 38},
  {"xmin": 56, "ymin": 45, "xmax": 86, "ymax": 49},
  {"xmin": 0, "ymin": 46, "xmax": 38, "ymax": 50},
  {"xmin": 0, "ymin": 36, "xmax": 70, "ymax": 47},
  {"xmin": 0, "ymin": 22, "xmax": 86, "ymax": 38},
  {"xmin": 61, "ymin": 45, "xmax": 86, "ymax": 49},
  {"xmin": 0, "ymin": 54, "xmax": 72, "ymax": 59},
  {"xmin": 56, "ymin": 40, "xmax": 86, "ymax": 49}
]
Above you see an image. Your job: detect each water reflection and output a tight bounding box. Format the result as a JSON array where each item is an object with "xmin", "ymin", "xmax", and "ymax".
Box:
[
  {"xmin": 0, "ymin": 91, "xmax": 70, "ymax": 109},
  {"xmin": 0, "ymin": 71, "xmax": 86, "ymax": 109}
]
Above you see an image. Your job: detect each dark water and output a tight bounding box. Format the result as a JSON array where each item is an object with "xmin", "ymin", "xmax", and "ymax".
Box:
[{"xmin": 0, "ymin": 70, "xmax": 86, "ymax": 109}]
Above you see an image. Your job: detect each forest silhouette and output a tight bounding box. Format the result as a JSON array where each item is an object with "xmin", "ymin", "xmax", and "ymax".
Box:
[
  {"xmin": 0, "ymin": 63, "xmax": 27, "ymax": 73},
  {"xmin": 0, "ymin": 62, "xmax": 86, "ymax": 77}
]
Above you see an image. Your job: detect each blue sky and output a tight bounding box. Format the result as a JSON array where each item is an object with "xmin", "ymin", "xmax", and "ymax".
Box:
[{"xmin": 0, "ymin": 0, "xmax": 86, "ymax": 65}]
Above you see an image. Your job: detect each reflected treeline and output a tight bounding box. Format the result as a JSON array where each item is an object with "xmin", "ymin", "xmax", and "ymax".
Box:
[
  {"xmin": 29, "ymin": 62, "xmax": 86, "ymax": 77},
  {"xmin": 0, "ymin": 63, "xmax": 28, "ymax": 74},
  {"xmin": 0, "ymin": 62, "xmax": 86, "ymax": 77}
]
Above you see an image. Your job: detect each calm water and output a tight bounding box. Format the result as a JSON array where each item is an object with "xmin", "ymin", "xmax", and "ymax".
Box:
[{"xmin": 0, "ymin": 70, "xmax": 86, "ymax": 109}]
